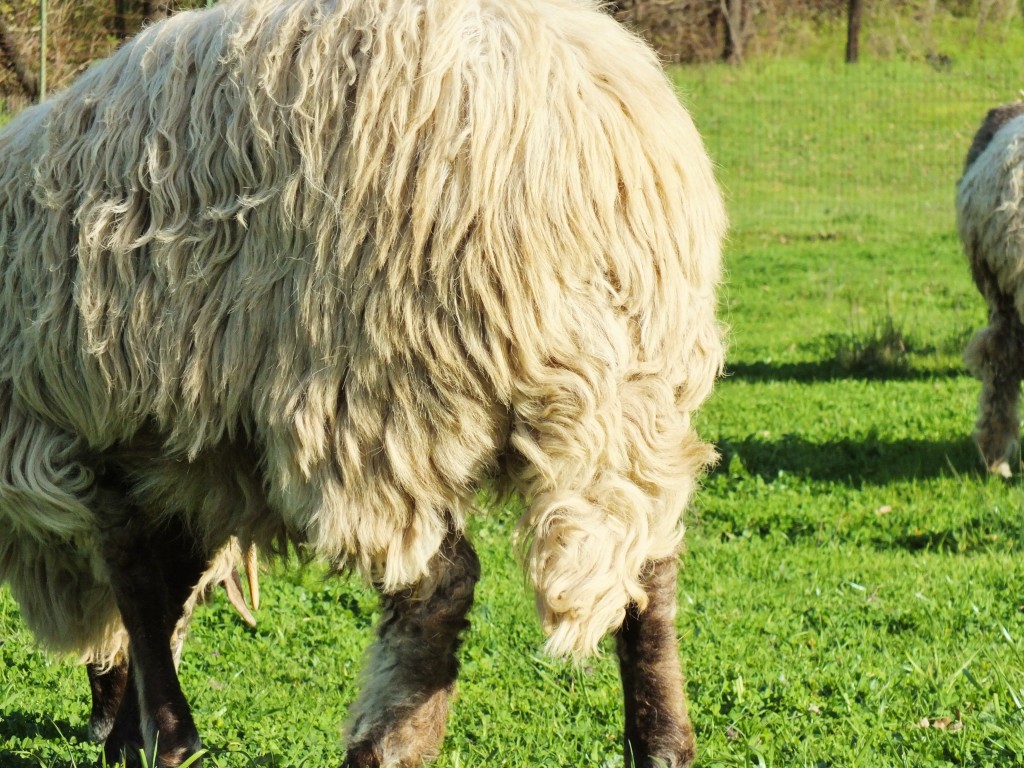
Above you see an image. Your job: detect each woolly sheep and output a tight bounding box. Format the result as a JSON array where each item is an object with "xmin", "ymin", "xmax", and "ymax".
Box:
[
  {"xmin": 957, "ymin": 102, "xmax": 1024, "ymax": 477},
  {"xmin": 0, "ymin": 0, "xmax": 726, "ymax": 765}
]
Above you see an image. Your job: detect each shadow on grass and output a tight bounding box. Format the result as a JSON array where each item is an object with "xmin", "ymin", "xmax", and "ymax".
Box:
[
  {"xmin": 713, "ymin": 433, "xmax": 980, "ymax": 485},
  {"xmin": 0, "ymin": 712, "xmax": 285, "ymax": 767},
  {"xmin": 708, "ymin": 435, "xmax": 1024, "ymax": 554},
  {"xmin": 880, "ymin": 519, "xmax": 1014, "ymax": 554},
  {"xmin": 727, "ymin": 314, "xmax": 974, "ymax": 383},
  {"xmin": 725, "ymin": 359, "xmax": 965, "ymax": 383},
  {"xmin": 0, "ymin": 711, "xmax": 92, "ymax": 768},
  {"xmin": 0, "ymin": 752, "xmax": 62, "ymax": 768},
  {"xmin": 0, "ymin": 712, "xmax": 87, "ymax": 743}
]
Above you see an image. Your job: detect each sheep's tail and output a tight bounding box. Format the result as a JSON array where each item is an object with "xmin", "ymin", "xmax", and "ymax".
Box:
[{"xmin": 512, "ymin": 364, "xmax": 718, "ymax": 659}]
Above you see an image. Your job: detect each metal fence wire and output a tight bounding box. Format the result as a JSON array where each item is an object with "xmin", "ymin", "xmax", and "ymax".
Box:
[
  {"xmin": 678, "ymin": 58, "xmax": 1024, "ymax": 236},
  {"xmin": 1, "ymin": 3, "xmax": 1021, "ymax": 238},
  {"xmin": 0, "ymin": 1, "xmax": 215, "ymax": 111}
]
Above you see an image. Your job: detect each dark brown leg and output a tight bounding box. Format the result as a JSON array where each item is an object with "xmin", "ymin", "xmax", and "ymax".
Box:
[
  {"xmin": 101, "ymin": 663, "xmax": 145, "ymax": 768},
  {"xmin": 342, "ymin": 534, "xmax": 480, "ymax": 768},
  {"xmin": 99, "ymin": 500, "xmax": 208, "ymax": 768},
  {"xmin": 87, "ymin": 656, "xmax": 129, "ymax": 743},
  {"xmin": 615, "ymin": 557, "xmax": 695, "ymax": 768},
  {"xmin": 967, "ymin": 261, "xmax": 1024, "ymax": 477}
]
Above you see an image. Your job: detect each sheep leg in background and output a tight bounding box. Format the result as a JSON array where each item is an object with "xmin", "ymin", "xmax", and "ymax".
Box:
[
  {"xmin": 86, "ymin": 656, "xmax": 129, "ymax": 743},
  {"xmin": 88, "ymin": 541, "xmax": 257, "ymax": 751},
  {"xmin": 99, "ymin": 662, "xmax": 146, "ymax": 764},
  {"xmin": 615, "ymin": 557, "xmax": 695, "ymax": 768},
  {"xmin": 342, "ymin": 533, "xmax": 480, "ymax": 768},
  {"xmin": 99, "ymin": 507, "xmax": 208, "ymax": 768},
  {"xmin": 965, "ymin": 260, "xmax": 1024, "ymax": 477}
]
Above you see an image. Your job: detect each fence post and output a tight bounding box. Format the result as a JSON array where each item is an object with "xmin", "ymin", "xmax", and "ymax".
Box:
[{"xmin": 38, "ymin": 0, "xmax": 46, "ymax": 100}]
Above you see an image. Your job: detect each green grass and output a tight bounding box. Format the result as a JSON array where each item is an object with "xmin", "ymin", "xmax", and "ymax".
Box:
[
  {"xmin": 671, "ymin": 8, "xmax": 1024, "ymax": 244},
  {"xmin": 674, "ymin": 57, "xmax": 1022, "ymax": 240},
  {"xmin": 4, "ymin": 31, "xmax": 1024, "ymax": 768}
]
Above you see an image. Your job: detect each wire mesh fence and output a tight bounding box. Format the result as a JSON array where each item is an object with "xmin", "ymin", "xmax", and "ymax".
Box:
[
  {"xmin": 678, "ymin": 58, "xmax": 1023, "ymax": 237},
  {"xmin": 1, "ymin": 3, "xmax": 1021, "ymax": 240},
  {"xmin": 0, "ymin": 1, "xmax": 215, "ymax": 112}
]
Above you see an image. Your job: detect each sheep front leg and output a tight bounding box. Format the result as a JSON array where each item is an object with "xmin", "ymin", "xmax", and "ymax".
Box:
[
  {"xmin": 99, "ymin": 509, "xmax": 207, "ymax": 768},
  {"xmin": 615, "ymin": 557, "xmax": 695, "ymax": 768},
  {"xmin": 343, "ymin": 534, "xmax": 480, "ymax": 768}
]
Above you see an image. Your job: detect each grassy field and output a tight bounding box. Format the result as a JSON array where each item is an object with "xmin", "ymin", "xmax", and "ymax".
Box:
[{"xmin": 4, "ymin": 23, "xmax": 1024, "ymax": 768}]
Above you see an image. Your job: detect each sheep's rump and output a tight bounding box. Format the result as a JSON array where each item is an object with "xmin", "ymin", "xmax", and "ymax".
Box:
[{"xmin": 0, "ymin": 0, "xmax": 725, "ymax": 659}]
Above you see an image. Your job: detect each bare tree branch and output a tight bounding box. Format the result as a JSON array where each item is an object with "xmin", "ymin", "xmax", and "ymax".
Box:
[
  {"xmin": 720, "ymin": 0, "xmax": 756, "ymax": 64},
  {"xmin": 0, "ymin": 14, "xmax": 39, "ymax": 100}
]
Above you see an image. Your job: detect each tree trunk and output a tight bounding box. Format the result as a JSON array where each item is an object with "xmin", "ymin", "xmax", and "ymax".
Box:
[
  {"xmin": 114, "ymin": 0, "xmax": 130, "ymax": 40},
  {"xmin": 720, "ymin": 0, "xmax": 754, "ymax": 65},
  {"xmin": 846, "ymin": 0, "xmax": 863, "ymax": 64},
  {"xmin": 0, "ymin": 15, "xmax": 39, "ymax": 100}
]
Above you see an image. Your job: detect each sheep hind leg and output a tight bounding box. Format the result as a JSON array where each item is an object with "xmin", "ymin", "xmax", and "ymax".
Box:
[
  {"xmin": 615, "ymin": 557, "xmax": 695, "ymax": 768},
  {"xmin": 99, "ymin": 506, "xmax": 208, "ymax": 768},
  {"xmin": 342, "ymin": 533, "xmax": 480, "ymax": 768},
  {"xmin": 98, "ymin": 662, "xmax": 147, "ymax": 767},
  {"xmin": 966, "ymin": 287, "xmax": 1024, "ymax": 477}
]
